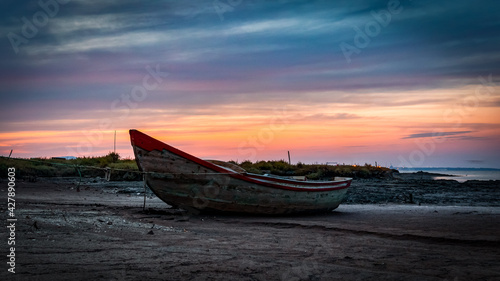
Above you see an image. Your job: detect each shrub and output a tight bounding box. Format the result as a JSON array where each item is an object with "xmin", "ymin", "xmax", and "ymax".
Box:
[{"xmin": 230, "ymin": 160, "xmax": 396, "ymax": 179}]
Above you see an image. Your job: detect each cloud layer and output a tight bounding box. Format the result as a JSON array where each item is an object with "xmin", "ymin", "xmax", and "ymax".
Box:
[{"xmin": 1, "ymin": 0, "xmax": 499, "ymax": 167}]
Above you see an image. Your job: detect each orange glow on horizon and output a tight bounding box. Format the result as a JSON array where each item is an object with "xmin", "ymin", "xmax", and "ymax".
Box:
[{"xmin": 1, "ymin": 85, "xmax": 499, "ymax": 167}]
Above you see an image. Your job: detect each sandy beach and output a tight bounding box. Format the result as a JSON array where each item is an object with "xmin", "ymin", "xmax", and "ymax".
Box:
[{"xmin": 2, "ymin": 176, "xmax": 499, "ymax": 280}]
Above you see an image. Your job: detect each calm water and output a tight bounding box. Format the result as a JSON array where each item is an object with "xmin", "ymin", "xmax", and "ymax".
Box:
[{"xmin": 397, "ymin": 168, "xmax": 500, "ymax": 182}]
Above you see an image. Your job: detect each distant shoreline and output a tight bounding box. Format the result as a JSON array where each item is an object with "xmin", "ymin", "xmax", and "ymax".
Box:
[
  {"xmin": 395, "ymin": 168, "xmax": 500, "ymax": 182},
  {"xmin": 396, "ymin": 167, "xmax": 500, "ymax": 171},
  {"xmin": 406, "ymin": 171, "xmax": 457, "ymax": 177}
]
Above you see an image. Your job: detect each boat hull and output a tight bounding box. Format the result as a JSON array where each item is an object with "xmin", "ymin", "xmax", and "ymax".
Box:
[{"xmin": 130, "ymin": 130, "xmax": 351, "ymax": 215}]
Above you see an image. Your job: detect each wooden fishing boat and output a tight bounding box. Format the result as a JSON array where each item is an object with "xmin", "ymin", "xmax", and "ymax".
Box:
[{"xmin": 130, "ymin": 129, "xmax": 351, "ymax": 214}]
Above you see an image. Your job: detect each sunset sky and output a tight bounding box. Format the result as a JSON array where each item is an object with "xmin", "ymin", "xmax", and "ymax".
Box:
[{"xmin": 1, "ymin": 0, "xmax": 499, "ymax": 168}]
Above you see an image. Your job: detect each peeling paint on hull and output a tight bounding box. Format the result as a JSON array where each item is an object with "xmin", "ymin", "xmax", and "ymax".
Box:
[{"xmin": 130, "ymin": 130, "xmax": 351, "ymax": 215}]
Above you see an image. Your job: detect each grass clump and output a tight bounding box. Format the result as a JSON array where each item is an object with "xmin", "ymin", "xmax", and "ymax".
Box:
[
  {"xmin": 234, "ymin": 160, "xmax": 396, "ymax": 180},
  {"xmin": 0, "ymin": 152, "xmax": 139, "ymax": 180}
]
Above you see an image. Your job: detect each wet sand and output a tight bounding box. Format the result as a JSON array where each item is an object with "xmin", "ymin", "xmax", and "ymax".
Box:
[{"xmin": 2, "ymin": 177, "xmax": 500, "ymax": 280}]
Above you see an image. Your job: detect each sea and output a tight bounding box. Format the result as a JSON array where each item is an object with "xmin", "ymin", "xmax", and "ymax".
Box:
[{"xmin": 396, "ymin": 167, "xmax": 500, "ymax": 182}]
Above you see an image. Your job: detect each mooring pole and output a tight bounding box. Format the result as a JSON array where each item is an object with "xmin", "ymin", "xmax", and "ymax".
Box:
[{"xmin": 143, "ymin": 173, "xmax": 147, "ymax": 211}]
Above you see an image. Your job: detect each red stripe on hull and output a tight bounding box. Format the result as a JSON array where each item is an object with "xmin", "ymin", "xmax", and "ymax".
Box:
[{"xmin": 130, "ymin": 129, "xmax": 351, "ymax": 192}]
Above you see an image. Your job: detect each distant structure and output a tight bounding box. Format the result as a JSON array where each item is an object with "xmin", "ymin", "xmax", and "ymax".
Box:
[{"xmin": 51, "ymin": 156, "xmax": 77, "ymax": 160}]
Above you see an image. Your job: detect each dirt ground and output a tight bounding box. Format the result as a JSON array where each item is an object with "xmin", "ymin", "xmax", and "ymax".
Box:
[{"xmin": 1, "ymin": 177, "xmax": 499, "ymax": 280}]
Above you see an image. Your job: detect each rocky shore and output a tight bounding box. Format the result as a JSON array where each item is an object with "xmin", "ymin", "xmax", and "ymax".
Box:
[{"xmin": 346, "ymin": 172, "xmax": 500, "ymax": 206}]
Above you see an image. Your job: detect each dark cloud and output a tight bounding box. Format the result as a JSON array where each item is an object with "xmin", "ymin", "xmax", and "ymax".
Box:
[
  {"xmin": 2, "ymin": 0, "xmax": 500, "ymax": 86},
  {"xmin": 445, "ymin": 135, "xmax": 488, "ymax": 141},
  {"xmin": 402, "ymin": 131, "xmax": 473, "ymax": 139}
]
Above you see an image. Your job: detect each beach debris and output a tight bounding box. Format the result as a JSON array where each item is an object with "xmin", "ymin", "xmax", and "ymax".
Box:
[
  {"xmin": 373, "ymin": 262, "xmax": 386, "ymax": 267},
  {"xmin": 396, "ymin": 192, "xmax": 414, "ymax": 204},
  {"xmin": 117, "ymin": 188, "xmax": 141, "ymax": 194},
  {"xmin": 29, "ymin": 221, "xmax": 40, "ymax": 231},
  {"xmin": 147, "ymin": 230, "xmax": 154, "ymax": 235},
  {"xmin": 175, "ymin": 217, "xmax": 190, "ymax": 222}
]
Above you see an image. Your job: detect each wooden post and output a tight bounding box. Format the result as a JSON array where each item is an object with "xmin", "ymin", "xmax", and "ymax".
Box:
[
  {"xmin": 288, "ymin": 151, "xmax": 291, "ymax": 165},
  {"xmin": 105, "ymin": 167, "xmax": 111, "ymax": 181},
  {"xmin": 143, "ymin": 173, "xmax": 147, "ymax": 211},
  {"xmin": 8, "ymin": 149, "xmax": 13, "ymax": 159}
]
